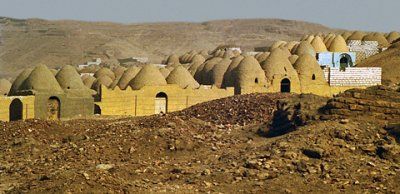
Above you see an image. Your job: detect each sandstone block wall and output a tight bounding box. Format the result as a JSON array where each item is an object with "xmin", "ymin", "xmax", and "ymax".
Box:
[{"xmin": 323, "ymin": 67, "xmax": 381, "ymax": 87}]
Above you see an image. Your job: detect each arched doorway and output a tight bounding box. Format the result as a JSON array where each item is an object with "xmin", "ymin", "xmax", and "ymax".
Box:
[
  {"xmin": 280, "ymin": 78, "xmax": 291, "ymax": 93},
  {"xmin": 9, "ymin": 99, "xmax": 23, "ymax": 121},
  {"xmin": 155, "ymin": 92, "xmax": 167, "ymax": 114},
  {"xmin": 339, "ymin": 54, "xmax": 353, "ymax": 70},
  {"xmin": 47, "ymin": 96, "xmax": 61, "ymax": 120},
  {"xmin": 94, "ymin": 104, "xmax": 101, "ymax": 115}
]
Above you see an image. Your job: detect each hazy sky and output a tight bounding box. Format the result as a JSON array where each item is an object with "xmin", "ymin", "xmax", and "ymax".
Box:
[{"xmin": 0, "ymin": 0, "xmax": 398, "ymax": 32}]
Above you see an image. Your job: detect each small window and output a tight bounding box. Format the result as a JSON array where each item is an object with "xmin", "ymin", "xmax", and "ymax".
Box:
[
  {"xmin": 284, "ymin": 67, "xmax": 287, "ymax": 72},
  {"xmin": 255, "ymin": 78, "xmax": 259, "ymax": 84},
  {"xmin": 312, "ymin": 74, "xmax": 316, "ymax": 80}
]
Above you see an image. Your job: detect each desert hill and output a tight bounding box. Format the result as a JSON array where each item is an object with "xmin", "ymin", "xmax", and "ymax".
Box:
[
  {"xmin": 0, "ymin": 17, "xmax": 333, "ymax": 78},
  {"xmin": 357, "ymin": 45, "xmax": 400, "ymax": 85}
]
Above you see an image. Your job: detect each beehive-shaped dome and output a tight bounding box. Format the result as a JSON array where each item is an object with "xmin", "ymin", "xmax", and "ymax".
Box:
[
  {"xmin": 166, "ymin": 65, "xmax": 199, "ymax": 89},
  {"xmin": 9, "ymin": 68, "xmax": 33, "ymax": 95},
  {"xmin": 117, "ymin": 66, "xmax": 141, "ymax": 90},
  {"xmin": 305, "ymin": 35, "xmax": 315, "ymax": 43},
  {"xmin": 113, "ymin": 66, "xmax": 127, "ymax": 79},
  {"xmin": 159, "ymin": 68, "xmax": 171, "ymax": 78},
  {"xmin": 222, "ymin": 55, "xmax": 244, "ymax": 87},
  {"xmin": 363, "ymin": 33, "xmax": 389, "ymax": 47},
  {"xmin": 311, "ymin": 36, "xmax": 328, "ymax": 52},
  {"xmin": 91, "ymin": 76, "xmax": 113, "ymax": 91},
  {"xmin": 293, "ymin": 41, "xmax": 316, "ymax": 56},
  {"xmin": 288, "ymin": 55, "xmax": 299, "ymax": 64},
  {"xmin": 19, "ymin": 65, "xmax": 63, "ymax": 93},
  {"xmin": 94, "ymin": 68, "xmax": 115, "ymax": 80},
  {"xmin": 285, "ymin": 41, "xmax": 299, "ymax": 52},
  {"xmin": 255, "ymin": 52, "xmax": 270, "ymax": 63},
  {"xmin": 50, "ymin": 69, "xmax": 58, "ymax": 75},
  {"xmin": 232, "ymin": 56, "xmax": 266, "ymax": 88},
  {"xmin": 81, "ymin": 74, "xmax": 91, "ymax": 81},
  {"xmin": 293, "ymin": 54, "xmax": 330, "ymax": 95},
  {"xmin": 166, "ymin": 54, "xmax": 180, "ymax": 65},
  {"xmin": 191, "ymin": 54, "xmax": 206, "ymax": 64},
  {"xmin": 328, "ymin": 35, "xmax": 349, "ymax": 52},
  {"xmin": 56, "ymin": 65, "xmax": 87, "ymax": 90},
  {"xmin": 387, "ymin": 31, "xmax": 400, "ymax": 43},
  {"xmin": 262, "ymin": 50, "xmax": 295, "ymax": 80},
  {"xmin": 129, "ymin": 64, "xmax": 167, "ymax": 90},
  {"xmin": 347, "ymin": 31, "xmax": 366, "ymax": 41},
  {"xmin": 194, "ymin": 57, "xmax": 222, "ymax": 84},
  {"xmin": 270, "ymin": 41, "xmax": 287, "ymax": 51},
  {"xmin": 210, "ymin": 57, "xmax": 231, "ymax": 88},
  {"xmin": 323, "ymin": 34, "xmax": 336, "ymax": 47},
  {"xmin": 0, "ymin": 79, "xmax": 12, "ymax": 95},
  {"xmin": 341, "ymin": 31, "xmax": 353, "ymax": 41},
  {"xmin": 83, "ymin": 76, "xmax": 96, "ymax": 89}
]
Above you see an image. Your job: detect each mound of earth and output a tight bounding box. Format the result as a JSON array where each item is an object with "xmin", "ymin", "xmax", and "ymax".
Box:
[
  {"xmin": 0, "ymin": 89, "xmax": 399, "ymax": 193},
  {"xmin": 357, "ymin": 46, "xmax": 400, "ymax": 85}
]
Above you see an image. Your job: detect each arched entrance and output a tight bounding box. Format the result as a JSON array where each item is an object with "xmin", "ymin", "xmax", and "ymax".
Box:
[
  {"xmin": 9, "ymin": 99, "xmax": 23, "ymax": 121},
  {"xmin": 47, "ymin": 96, "xmax": 61, "ymax": 120},
  {"xmin": 155, "ymin": 92, "xmax": 167, "ymax": 114},
  {"xmin": 280, "ymin": 78, "xmax": 291, "ymax": 93},
  {"xmin": 339, "ymin": 54, "xmax": 353, "ymax": 70},
  {"xmin": 94, "ymin": 104, "xmax": 101, "ymax": 115}
]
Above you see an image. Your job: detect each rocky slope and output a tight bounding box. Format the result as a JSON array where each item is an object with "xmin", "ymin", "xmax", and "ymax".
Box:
[
  {"xmin": 0, "ymin": 17, "xmax": 333, "ymax": 78},
  {"xmin": 0, "ymin": 88, "xmax": 399, "ymax": 193}
]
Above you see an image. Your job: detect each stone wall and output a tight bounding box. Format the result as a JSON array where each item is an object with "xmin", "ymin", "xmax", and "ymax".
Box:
[
  {"xmin": 0, "ymin": 96, "xmax": 35, "ymax": 121},
  {"xmin": 323, "ymin": 67, "xmax": 381, "ymax": 87}
]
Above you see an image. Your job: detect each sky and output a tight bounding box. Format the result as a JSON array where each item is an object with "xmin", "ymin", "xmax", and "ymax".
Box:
[{"xmin": 0, "ymin": 0, "xmax": 398, "ymax": 32}]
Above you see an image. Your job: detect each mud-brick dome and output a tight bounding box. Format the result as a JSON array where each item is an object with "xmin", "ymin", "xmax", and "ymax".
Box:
[
  {"xmin": 270, "ymin": 41, "xmax": 287, "ymax": 51},
  {"xmin": 56, "ymin": 65, "xmax": 87, "ymax": 90},
  {"xmin": 210, "ymin": 57, "xmax": 231, "ymax": 88},
  {"xmin": 255, "ymin": 52, "xmax": 270, "ymax": 64},
  {"xmin": 288, "ymin": 55, "xmax": 299, "ymax": 64},
  {"xmin": 232, "ymin": 56, "xmax": 266, "ymax": 88},
  {"xmin": 50, "ymin": 69, "xmax": 58, "ymax": 75},
  {"xmin": 129, "ymin": 64, "xmax": 167, "ymax": 90},
  {"xmin": 328, "ymin": 35, "xmax": 349, "ymax": 52},
  {"xmin": 194, "ymin": 57, "xmax": 222, "ymax": 85},
  {"xmin": 94, "ymin": 68, "xmax": 116, "ymax": 80},
  {"xmin": 188, "ymin": 54, "xmax": 206, "ymax": 76},
  {"xmin": 293, "ymin": 41, "xmax": 316, "ymax": 56},
  {"xmin": 222, "ymin": 55, "xmax": 244, "ymax": 88},
  {"xmin": 363, "ymin": 33, "xmax": 390, "ymax": 47},
  {"xmin": 341, "ymin": 31, "xmax": 353, "ymax": 41},
  {"xmin": 166, "ymin": 66, "xmax": 199, "ymax": 89},
  {"xmin": 324, "ymin": 34, "xmax": 336, "ymax": 48},
  {"xmin": 83, "ymin": 76, "xmax": 96, "ymax": 89},
  {"xmin": 8, "ymin": 68, "xmax": 32, "ymax": 96},
  {"xmin": 19, "ymin": 65, "xmax": 63, "ymax": 93},
  {"xmin": 117, "ymin": 66, "xmax": 141, "ymax": 90},
  {"xmin": 311, "ymin": 36, "xmax": 328, "ymax": 52},
  {"xmin": 261, "ymin": 48, "xmax": 291, "ymax": 73},
  {"xmin": 347, "ymin": 31, "xmax": 366, "ymax": 41},
  {"xmin": 387, "ymin": 31, "xmax": 400, "ymax": 43},
  {"xmin": 305, "ymin": 35, "xmax": 315, "ymax": 43},
  {"xmin": 113, "ymin": 66, "xmax": 127, "ymax": 79},
  {"xmin": 285, "ymin": 41, "xmax": 299, "ymax": 52},
  {"xmin": 159, "ymin": 68, "xmax": 171, "ymax": 78},
  {"xmin": 166, "ymin": 54, "xmax": 180, "ymax": 65},
  {"xmin": 261, "ymin": 49, "xmax": 299, "ymax": 82},
  {"xmin": 81, "ymin": 74, "xmax": 91, "ymax": 81},
  {"xmin": 293, "ymin": 54, "xmax": 327, "ymax": 82},
  {"xmin": 91, "ymin": 76, "xmax": 113, "ymax": 91},
  {"xmin": 0, "ymin": 79, "xmax": 12, "ymax": 95}
]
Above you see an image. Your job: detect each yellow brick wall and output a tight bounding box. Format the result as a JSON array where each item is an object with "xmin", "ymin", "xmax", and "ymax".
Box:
[
  {"xmin": 97, "ymin": 85, "xmax": 235, "ymax": 116},
  {"xmin": 0, "ymin": 96, "xmax": 35, "ymax": 121}
]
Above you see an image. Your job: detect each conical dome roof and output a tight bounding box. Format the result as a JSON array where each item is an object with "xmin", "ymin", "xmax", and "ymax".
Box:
[
  {"xmin": 255, "ymin": 52, "xmax": 270, "ymax": 63},
  {"xmin": 166, "ymin": 54, "xmax": 180, "ymax": 65},
  {"xmin": 261, "ymin": 49, "xmax": 291, "ymax": 72},
  {"xmin": 311, "ymin": 36, "xmax": 328, "ymax": 52},
  {"xmin": 288, "ymin": 55, "xmax": 299, "ymax": 64},
  {"xmin": 113, "ymin": 66, "xmax": 127, "ymax": 79},
  {"xmin": 285, "ymin": 41, "xmax": 299, "ymax": 52},
  {"xmin": 222, "ymin": 55, "xmax": 244, "ymax": 87},
  {"xmin": 117, "ymin": 66, "xmax": 141, "ymax": 90},
  {"xmin": 347, "ymin": 31, "xmax": 366, "ymax": 41},
  {"xmin": 194, "ymin": 57, "xmax": 222, "ymax": 85},
  {"xmin": 328, "ymin": 35, "xmax": 349, "ymax": 52},
  {"xmin": 293, "ymin": 41, "xmax": 316, "ymax": 56},
  {"xmin": 94, "ymin": 68, "xmax": 115, "ymax": 80},
  {"xmin": 19, "ymin": 65, "xmax": 63, "ymax": 93},
  {"xmin": 81, "ymin": 74, "xmax": 91, "ymax": 81},
  {"xmin": 9, "ymin": 68, "xmax": 32, "ymax": 95},
  {"xmin": 50, "ymin": 69, "xmax": 58, "ymax": 75},
  {"xmin": 83, "ymin": 76, "xmax": 96, "ymax": 89},
  {"xmin": 129, "ymin": 64, "xmax": 167, "ymax": 90},
  {"xmin": 56, "ymin": 65, "xmax": 87, "ymax": 90},
  {"xmin": 91, "ymin": 76, "xmax": 113, "ymax": 91},
  {"xmin": 293, "ymin": 54, "xmax": 329, "ymax": 94},
  {"xmin": 232, "ymin": 56, "xmax": 266, "ymax": 88},
  {"xmin": 363, "ymin": 33, "xmax": 389, "ymax": 46},
  {"xmin": 159, "ymin": 68, "xmax": 171, "ymax": 78},
  {"xmin": 210, "ymin": 57, "xmax": 231, "ymax": 88},
  {"xmin": 270, "ymin": 41, "xmax": 287, "ymax": 51},
  {"xmin": 0, "ymin": 79, "xmax": 11, "ymax": 95},
  {"xmin": 341, "ymin": 31, "xmax": 353, "ymax": 41},
  {"xmin": 387, "ymin": 31, "xmax": 400, "ymax": 43},
  {"xmin": 191, "ymin": 54, "xmax": 206, "ymax": 64},
  {"xmin": 166, "ymin": 65, "xmax": 199, "ymax": 89},
  {"xmin": 305, "ymin": 35, "xmax": 315, "ymax": 43},
  {"xmin": 293, "ymin": 54, "xmax": 324, "ymax": 74}
]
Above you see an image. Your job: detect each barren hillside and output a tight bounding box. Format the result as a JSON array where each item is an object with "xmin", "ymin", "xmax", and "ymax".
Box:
[{"xmin": 0, "ymin": 17, "xmax": 333, "ymax": 78}]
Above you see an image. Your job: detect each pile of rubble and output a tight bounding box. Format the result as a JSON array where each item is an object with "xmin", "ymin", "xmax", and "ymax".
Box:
[
  {"xmin": 175, "ymin": 93, "xmax": 292, "ymax": 126},
  {"xmin": 324, "ymin": 86, "xmax": 400, "ymax": 121}
]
